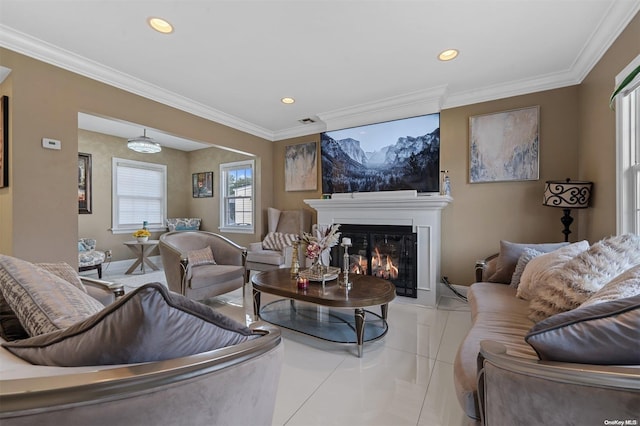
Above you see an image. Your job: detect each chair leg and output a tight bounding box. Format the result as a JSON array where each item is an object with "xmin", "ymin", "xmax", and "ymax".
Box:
[{"xmin": 97, "ymin": 263, "xmax": 103, "ymax": 279}]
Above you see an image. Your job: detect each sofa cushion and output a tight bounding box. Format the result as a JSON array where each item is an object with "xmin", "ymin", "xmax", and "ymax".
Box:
[
  {"xmin": 2, "ymin": 283, "xmax": 258, "ymax": 366},
  {"xmin": 525, "ymin": 294, "xmax": 640, "ymax": 364},
  {"xmin": 262, "ymin": 231, "xmax": 298, "ymax": 251},
  {"xmin": 516, "ymin": 240, "xmax": 589, "ymax": 300},
  {"xmin": 187, "ymin": 246, "xmax": 216, "ymax": 266},
  {"xmin": 0, "ymin": 255, "xmax": 104, "ymax": 336},
  {"xmin": 528, "ymin": 234, "xmax": 640, "ymax": 322},
  {"xmin": 509, "ymin": 248, "xmax": 542, "ymax": 288},
  {"xmin": 246, "ymin": 249, "xmax": 286, "ymax": 266},
  {"xmin": 581, "ymin": 265, "xmax": 640, "ymax": 308},
  {"xmin": 488, "ymin": 240, "xmax": 569, "ymax": 284}
]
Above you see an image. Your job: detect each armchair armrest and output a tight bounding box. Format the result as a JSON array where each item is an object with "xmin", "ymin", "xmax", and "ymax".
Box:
[
  {"xmin": 248, "ymin": 242, "xmax": 263, "ymax": 251},
  {"xmin": 81, "ymin": 277, "xmax": 125, "ymax": 305},
  {"xmin": 478, "ymin": 340, "xmax": 640, "ymax": 425},
  {"xmin": 475, "ymin": 253, "xmax": 498, "ymax": 282}
]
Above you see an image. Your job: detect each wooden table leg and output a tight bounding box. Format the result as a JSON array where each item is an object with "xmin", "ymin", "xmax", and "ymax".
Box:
[
  {"xmin": 355, "ymin": 308, "xmax": 365, "ymax": 358},
  {"xmin": 381, "ymin": 303, "xmax": 388, "ymax": 320}
]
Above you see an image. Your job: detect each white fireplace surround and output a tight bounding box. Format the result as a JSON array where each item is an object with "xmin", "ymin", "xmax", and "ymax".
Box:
[{"xmin": 304, "ymin": 190, "xmax": 452, "ymax": 307}]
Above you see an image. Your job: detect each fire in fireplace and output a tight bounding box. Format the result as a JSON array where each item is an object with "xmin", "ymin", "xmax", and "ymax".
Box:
[{"xmin": 331, "ymin": 224, "xmax": 417, "ymax": 297}]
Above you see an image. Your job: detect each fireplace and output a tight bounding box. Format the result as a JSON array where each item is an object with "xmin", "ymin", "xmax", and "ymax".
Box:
[
  {"xmin": 305, "ymin": 191, "xmax": 452, "ymax": 307},
  {"xmin": 331, "ymin": 224, "xmax": 417, "ymax": 297}
]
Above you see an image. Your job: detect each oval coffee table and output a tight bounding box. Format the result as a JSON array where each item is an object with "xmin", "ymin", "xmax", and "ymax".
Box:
[{"xmin": 251, "ymin": 268, "xmax": 396, "ymax": 357}]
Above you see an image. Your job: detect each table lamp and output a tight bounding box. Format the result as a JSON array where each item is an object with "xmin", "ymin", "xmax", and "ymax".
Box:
[{"xmin": 543, "ymin": 179, "xmax": 593, "ymax": 242}]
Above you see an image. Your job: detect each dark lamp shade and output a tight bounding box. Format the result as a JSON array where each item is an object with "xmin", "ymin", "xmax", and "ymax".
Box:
[{"xmin": 543, "ymin": 180, "xmax": 592, "ymax": 209}]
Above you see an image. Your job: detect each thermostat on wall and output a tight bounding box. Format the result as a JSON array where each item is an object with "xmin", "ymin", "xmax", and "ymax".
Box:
[{"xmin": 42, "ymin": 138, "xmax": 61, "ymax": 150}]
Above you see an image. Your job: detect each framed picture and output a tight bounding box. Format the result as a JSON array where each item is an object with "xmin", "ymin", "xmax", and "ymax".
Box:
[
  {"xmin": 469, "ymin": 106, "xmax": 540, "ymax": 183},
  {"xmin": 193, "ymin": 172, "xmax": 213, "ymax": 198},
  {"xmin": 78, "ymin": 152, "xmax": 92, "ymax": 214},
  {"xmin": 1, "ymin": 96, "xmax": 8, "ymax": 188},
  {"xmin": 285, "ymin": 141, "xmax": 317, "ymax": 191}
]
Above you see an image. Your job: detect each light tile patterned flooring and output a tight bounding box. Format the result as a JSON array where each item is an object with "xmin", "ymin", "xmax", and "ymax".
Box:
[{"xmin": 102, "ymin": 267, "xmax": 472, "ymax": 426}]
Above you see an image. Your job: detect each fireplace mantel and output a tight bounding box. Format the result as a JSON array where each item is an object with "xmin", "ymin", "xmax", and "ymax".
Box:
[{"xmin": 304, "ymin": 191, "xmax": 452, "ymax": 306}]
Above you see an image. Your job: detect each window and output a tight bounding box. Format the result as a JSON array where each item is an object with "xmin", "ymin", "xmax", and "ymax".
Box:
[
  {"xmin": 220, "ymin": 159, "xmax": 254, "ymax": 233},
  {"xmin": 112, "ymin": 158, "xmax": 167, "ymax": 233},
  {"xmin": 616, "ymin": 56, "xmax": 640, "ymax": 234}
]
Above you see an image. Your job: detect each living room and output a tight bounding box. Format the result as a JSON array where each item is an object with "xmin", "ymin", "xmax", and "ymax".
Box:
[{"xmin": 0, "ymin": 3, "xmax": 639, "ymax": 425}]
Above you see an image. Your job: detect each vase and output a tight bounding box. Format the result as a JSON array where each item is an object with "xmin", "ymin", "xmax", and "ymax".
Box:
[{"xmin": 137, "ymin": 236, "xmax": 149, "ymax": 243}]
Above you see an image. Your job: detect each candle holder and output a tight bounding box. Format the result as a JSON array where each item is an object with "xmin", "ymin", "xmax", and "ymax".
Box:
[{"xmin": 341, "ymin": 241, "xmax": 352, "ymax": 289}]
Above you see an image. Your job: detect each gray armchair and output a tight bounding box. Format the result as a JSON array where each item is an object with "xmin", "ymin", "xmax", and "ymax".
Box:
[
  {"xmin": 246, "ymin": 207, "xmax": 311, "ymax": 274},
  {"xmin": 159, "ymin": 231, "xmax": 246, "ymax": 300}
]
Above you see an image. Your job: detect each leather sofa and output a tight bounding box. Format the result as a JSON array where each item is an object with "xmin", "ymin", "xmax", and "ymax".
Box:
[{"xmin": 454, "ymin": 241, "xmax": 640, "ymax": 425}]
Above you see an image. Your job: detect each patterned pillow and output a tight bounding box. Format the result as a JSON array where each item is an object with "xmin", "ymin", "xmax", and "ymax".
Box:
[
  {"xmin": 528, "ymin": 234, "xmax": 640, "ymax": 322},
  {"xmin": 510, "ymin": 248, "xmax": 543, "ymax": 288},
  {"xmin": 0, "ymin": 255, "xmax": 104, "ymax": 336},
  {"xmin": 36, "ymin": 262, "xmax": 87, "ymax": 293},
  {"xmin": 516, "ymin": 241, "xmax": 589, "ymax": 300},
  {"xmin": 187, "ymin": 246, "xmax": 216, "ymax": 266},
  {"xmin": 2, "ymin": 283, "xmax": 258, "ymax": 366},
  {"xmin": 581, "ymin": 265, "xmax": 640, "ymax": 308},
  {"xmin": 262, "ymin": 232, "xmax": 298, "ymax": 251}
]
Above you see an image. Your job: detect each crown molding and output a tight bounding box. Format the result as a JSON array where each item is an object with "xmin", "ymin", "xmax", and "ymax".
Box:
[{"xmin": 0, "ymin": 25, "xmax": 276, "ymax": 141}]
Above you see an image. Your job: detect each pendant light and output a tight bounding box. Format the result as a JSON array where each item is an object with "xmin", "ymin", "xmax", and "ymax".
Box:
[{"xmin": 127, "ymin": 129, "xmax": 161, "ymax": 153}]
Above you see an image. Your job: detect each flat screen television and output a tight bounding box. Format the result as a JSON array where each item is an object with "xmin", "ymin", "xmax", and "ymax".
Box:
[{"xmin": 321, "ymin": 113, "xmax": 440, "ymax": 194}]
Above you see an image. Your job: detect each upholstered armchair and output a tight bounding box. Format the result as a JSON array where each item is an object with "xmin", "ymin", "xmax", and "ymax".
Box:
[
  {"xmin": 159, "ymin": 231, "xmax": 247, "ymax": 300},
  {"xmin": 78, "ymin": 238, "xmax": 106, "ymax": 279},
  {"xmin": 246, "ymin": 208, "xmax": 312, "ymax": 275}
]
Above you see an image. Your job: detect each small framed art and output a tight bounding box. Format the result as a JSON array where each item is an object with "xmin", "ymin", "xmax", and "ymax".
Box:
[
  {"xmin": 0, "ymin": 96, "xmax": 8, "ymax": 188},
  {"xmin": 78, "ymin": 152, "xmax": 92, "ymax": 214},
  {"xmin": 193, "ymin": 172, "xmax": 213, "ymax": 198}
]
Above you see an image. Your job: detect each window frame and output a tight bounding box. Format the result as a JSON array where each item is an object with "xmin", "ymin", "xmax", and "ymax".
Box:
[
  {"xmin": 111, "ymin": 157, "xmax": 167, "ymax": 234},
  {"xmin": 616, "ymin": 54, "xmax": 640, "ymax": 235},
  {"xmin": 219, "ymin": 159, "xmax": 255, "ymax": 234}
]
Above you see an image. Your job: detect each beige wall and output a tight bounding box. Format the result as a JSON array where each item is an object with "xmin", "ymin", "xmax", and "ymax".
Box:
[
  {"xmin": 0, "ymin": 48, "xmax": 273, "ymax": 267},
  {"xmin": 578, "ymin": 12, "xmax": 640, "ymax": 240}
]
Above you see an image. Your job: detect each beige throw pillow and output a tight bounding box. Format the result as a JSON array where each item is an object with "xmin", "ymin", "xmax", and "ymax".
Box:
[
  {"xmin": 528, "ymin": 234, "xmax": 640, "ymax": 322},
  {"xmin": 187, "ymin": 246, "xmax": 216, "ymax": 266},
  {"xmin": 516, "ymin": 240, "xmax": 589, "ymax": 300},
  {"xmin": 488, "ymin": 240, "xmax": 569, "ymax": 284}
]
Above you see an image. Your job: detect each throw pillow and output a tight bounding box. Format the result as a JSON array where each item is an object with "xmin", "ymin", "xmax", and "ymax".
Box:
[
  {"xmin": 509, "ymin": 248, "xmax": 543, "ymax": 288},
  {"xmin": 0, "ymin": 255, "xmax": 104, "ymax": 336},
  {"xmin": 36, "ymin": 262, "xmax": 87, "ymax": 293},
  {"xmin": 525, "ymin": 294, "xmax": 640, "ymax": 365},
  {"xmin": 528, "ymin": 233, "xmax": 640, "ymax": 322},
  {"xmin": 187, "ymin": 246, "xmax": 216, "ymax": 266},
  {"xmin": 2, "ymin": 283, "xmax": 259, "ymax": 366},
  {"xmin": 516, "ymin": 240, "xmax": 589, "ymax": 300},
  {"xmin": 262, "ymin": 232, "xmax": 298, "ymax": 251},
  {"xmin": 581, "ymin": 265, "xmax": 640, "ymax": 308},
  {"xmin": 488, "ymin": 240, "xmax": 569, "ymax": 284}
]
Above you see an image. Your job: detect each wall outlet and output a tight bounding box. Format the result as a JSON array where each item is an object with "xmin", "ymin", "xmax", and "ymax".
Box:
[{"xmin": 104, "ymin": 250, "xmax": 112, "ymax": 259}]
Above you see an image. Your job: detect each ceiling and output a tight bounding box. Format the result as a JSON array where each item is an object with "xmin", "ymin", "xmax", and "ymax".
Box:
[{"xmin": 1, "ymin": 0, "xmax": 639, "ymax": 150}]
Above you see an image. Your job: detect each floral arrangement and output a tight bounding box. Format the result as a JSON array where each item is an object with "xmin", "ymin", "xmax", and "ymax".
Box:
[
  {"xmin": 133, "ymin": 229, "xmax": 151, "ymax": 238},
  {"xmin": 301, "ymin": 224, "xmax": 341, "ymax": 261}
]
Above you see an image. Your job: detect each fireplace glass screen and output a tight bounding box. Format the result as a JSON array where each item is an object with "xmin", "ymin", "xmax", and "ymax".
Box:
[{"xmin": 331, "ymin": 225, "xmax": 417, "ymax": 297}]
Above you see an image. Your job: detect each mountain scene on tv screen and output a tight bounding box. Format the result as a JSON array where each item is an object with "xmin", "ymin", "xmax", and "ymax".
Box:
[{"xmin": 321, "ymin": 128, "xmax": 440, "ymax": 193}]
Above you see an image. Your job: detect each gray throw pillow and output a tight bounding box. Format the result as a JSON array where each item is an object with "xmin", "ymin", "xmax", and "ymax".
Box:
[
  {"xmin": 488, "ymin": 240, "xmax": 569, "ymax": 284},
  {"xmin": 2, "ymin": 283, "xmax": 258, "ymax": 366},
  {"xmin": 509, "ymin": 248, "xmax": 543, "ymax": 288},
  {"xmin": 525, "ymin": 294, "xmax": 640, "ymax": 365}
]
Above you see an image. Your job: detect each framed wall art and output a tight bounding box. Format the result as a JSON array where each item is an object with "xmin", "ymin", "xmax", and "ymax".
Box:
[
  {"xmin": 193, "ymin": 171, "xmax": 213, "ymax": 198},
  {"xmin": 78, "ymin": 152, "xmax": 92, "ymax": 214},
  {"xmin": 285, "ymin": 141, "xmax": 317, "ymax": 191},
  {"xmin": 1, "ymin": 96, "xmax": 8, "ymax": 188},
  {"xmin": 469, "ymin": 106, "xmax": 540, "ymax": 183}
]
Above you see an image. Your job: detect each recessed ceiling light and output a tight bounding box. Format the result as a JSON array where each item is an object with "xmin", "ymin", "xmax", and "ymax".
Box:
[
  {"xmin": 438, "ymin": 49, "xmax": 459, "ymax": 61},
  {"xmin": 148, "ymin": 17, "xmax": 174, "ymax": 34},
  {"xmin": 281, "ymin": 97, "xmax": 295, "ymax": 104}
]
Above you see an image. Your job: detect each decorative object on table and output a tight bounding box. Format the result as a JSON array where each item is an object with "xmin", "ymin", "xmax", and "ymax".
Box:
[
  {"xmin": 301, "ymin": 223, "xmax": 341, "ymax": 274},
  {"xmin": 127, "ymin": 128, "xmax": 161, "ymax": 153},
  {"xmin": 133, "ymin": 229, "xmax": 151, "ymax": 243},
  {"xmin": 296, "ymin": 275, "xmax": 309, "ymax": 290},
  {"xmin": 341, "ymin": 237, "xmax": 352, "ymax": 289},
  {"xmin": 543, "ymin": 178, "xmax": 593, "ymax": 242},
  {"xmin": 1, "ymin": 95, "xmax": 8, "ymax": 188},
  {"xmin": 285, "ymin": 141, "xmax": 317, "ymax": 191},
  {"xmin": 469, "ymin": 106, "xmax": 539, "ymax": 183},
  {"xmin": 440, "ymin": 170, "xmax": 451, "ymax": 196},
  {"xmin": 290, "ymin": 240, "xmax": 300, "ymax": 278},
  {"xmin": 192, "ymin": 172, "xmax": 213, "ymax": 198},
  {"xmin": 78, "ymin": 152, "xmax": 92, "ymax": 214}
]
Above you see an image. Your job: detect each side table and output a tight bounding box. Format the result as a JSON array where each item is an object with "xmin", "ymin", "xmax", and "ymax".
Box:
[{"xmin": 123, "ymin": 240, "xmax": 160, "ymax": 274}]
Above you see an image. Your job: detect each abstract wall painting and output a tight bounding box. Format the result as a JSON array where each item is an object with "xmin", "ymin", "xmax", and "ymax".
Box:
[{"xmin": 285, "ymin": 141, "xmax": 317, "ymax": 191}]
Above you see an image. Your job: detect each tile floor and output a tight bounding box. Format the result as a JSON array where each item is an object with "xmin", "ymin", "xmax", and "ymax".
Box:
[{"xmin": 101, "ymin": 267, "xmax": 473, "ymax": 426}]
